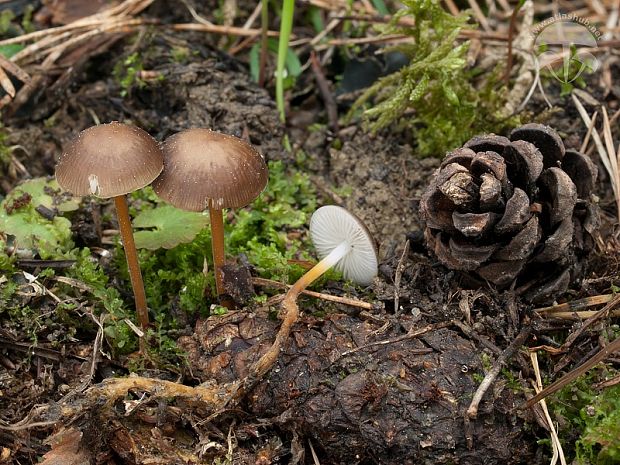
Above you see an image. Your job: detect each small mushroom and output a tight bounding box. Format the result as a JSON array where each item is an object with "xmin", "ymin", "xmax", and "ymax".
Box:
[
  {"xmin": 246, "ymin": 206, "xmax": 378, "ymax": 382},
  {"xmin": 308, "ymin": 205, "xmax": 378, "ymax": 286},
  {"xmin": 55, "ymin": 122, "xmax": 164, "ymax": 332},
  {"xmin": 510, "ymin": 123, "xmax": 565, "ymax": 168},
  {"xmin": 152, "ymin": 128, "xmax": 268, "ymax": 302}
]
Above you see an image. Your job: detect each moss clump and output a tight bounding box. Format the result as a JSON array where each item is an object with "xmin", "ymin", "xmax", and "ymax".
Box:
[
  {"xmin": 551, "ymin": 367, "xmax": 620, "ymax": 464},
  {"xmin": 351, "ymin": 0, "xmax": 518, "ymax": 156},
  {"xmin": 0, "ymin": 161, "xmax": 325, "ymax": 362}
]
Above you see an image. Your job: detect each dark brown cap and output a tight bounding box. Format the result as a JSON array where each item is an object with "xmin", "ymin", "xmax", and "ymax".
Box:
[
  {"xmin": 153, "ymin": 128, "xmax": 268, "ymax": 211},
  {"xmin": 55, "ymin": 122, "xmax": 164, "ymax": 198}
]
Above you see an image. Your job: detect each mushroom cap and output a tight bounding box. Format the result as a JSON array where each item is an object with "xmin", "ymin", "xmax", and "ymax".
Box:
[
  {"xmin": 55, "ymin": 122, "xmax": 164, "ymax": 198},
  {"xmin": 310, "ymin": 205, "xmax": 378, "ymax": 286},
  {"xmin": 152, "ymin": 128, "xmax": 268, "ymax": 211}
]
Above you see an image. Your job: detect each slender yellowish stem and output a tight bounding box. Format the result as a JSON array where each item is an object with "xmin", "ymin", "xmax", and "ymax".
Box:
[
  {"xmin": 208, "ymin": 204, "xmax": 226, "ymax": 299},
  {"xmin": 250, "ymin": 242, "xmax": 350, "ymax": 379},
  {"xmin": 113, "ymin": 195, "xmax": 149, "ymax": 331}
]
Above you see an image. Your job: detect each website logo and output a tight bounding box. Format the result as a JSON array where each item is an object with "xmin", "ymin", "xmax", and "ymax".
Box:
[{"xmin": 532, "ymin": 14, "xmax": 601, "ymax": 85}]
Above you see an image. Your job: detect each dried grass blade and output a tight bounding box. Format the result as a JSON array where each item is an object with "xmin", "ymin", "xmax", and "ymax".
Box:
[
  {"xmin": 572, "ymin": 94, "xmax": 618, "ymax": 205},
  {"xmin": 529, "ymin": 352, "xmax": 567, "ymax": 465},
  {"xmin": 0, "ymin": 66, "xmax": 16, "ymax": 97},
  {"xmin": 602, "ymin": 106, "xmax": 620, "ymax": 219},
  {"xmin": 0, "ymin": 54, "xmax": 30, "ymax": 83}
]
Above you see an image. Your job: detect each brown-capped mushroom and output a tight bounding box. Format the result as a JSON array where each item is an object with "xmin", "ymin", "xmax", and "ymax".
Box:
[
  {"xmin": 55, "ymin": 122, "xmax": 164, "ymax": 332},
  {"xmin": 152, "ymin": 128, "xmax": 268, "ymax": 302}
]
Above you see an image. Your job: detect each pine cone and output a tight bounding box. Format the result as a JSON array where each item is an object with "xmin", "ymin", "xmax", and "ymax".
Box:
[{"xmin": 420, "ymin": 124, "xmax": 599, "ymax": 303}]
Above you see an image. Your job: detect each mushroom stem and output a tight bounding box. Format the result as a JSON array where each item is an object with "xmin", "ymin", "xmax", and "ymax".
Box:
[
  {"xmin": 114, "ymin": 195, "xmax": 149, "ymax": 330},
  {"xmin": 208, "ymin": 204, "xmax": 226, "ymax": 299},
  {"xmin": 287, "ymin": 241, "xmax": 350, "ymax": 300},
  {"xmin": 248, "ymin": 241, "xmax": 350, "ymax": 381}
]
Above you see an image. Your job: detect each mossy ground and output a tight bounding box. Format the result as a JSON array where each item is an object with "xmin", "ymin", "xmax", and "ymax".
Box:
[{"xmin": 0, "ymin": 1, "xmax": 619, "ymax": 463}]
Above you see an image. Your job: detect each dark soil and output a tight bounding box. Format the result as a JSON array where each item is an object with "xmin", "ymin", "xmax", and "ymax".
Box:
[{"xmin": 1, "ymin": 4, "xmax": 619, "ymax": 465}]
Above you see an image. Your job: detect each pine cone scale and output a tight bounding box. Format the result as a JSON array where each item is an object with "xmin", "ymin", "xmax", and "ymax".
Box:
[
  {"xmin": 510, "ymin": 123, "xmax": 565, "ymax": 168},
  {"xmin": 494, "ymin": 187, "xmax": 531, "ymax": 234},
  {"xmin": 539, "ymin": 167, "xmax": 577, "ymax": 226}
]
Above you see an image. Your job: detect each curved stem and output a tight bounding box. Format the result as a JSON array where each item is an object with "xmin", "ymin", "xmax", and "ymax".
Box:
[
  {"xmin": 248, "ymin": 241, "xmax": 350, "ymax": 380},
  {"xmin": 208, "ymin": 204, "xmax": 226, "ymax": 299},
  {"xmin": 114, "ymin": 195, "xmax": 149, "ymax": 330}
]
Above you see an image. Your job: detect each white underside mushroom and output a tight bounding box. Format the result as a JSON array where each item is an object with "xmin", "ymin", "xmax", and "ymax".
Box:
[{"xmin": 245, "ymin": 205, "xmax": 378, "ymax": 387}]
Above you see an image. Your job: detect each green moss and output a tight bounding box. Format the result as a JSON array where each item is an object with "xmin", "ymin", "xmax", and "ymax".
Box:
[
  {"xmin": 0, "ymin": 161, "xmax": 338, "ymax": 363},
  {"xmin": 124, "ymin": 160, "xmax": 323, "ymax": 319},
  {"xmin": 113, "ymin": 52, "xmax": 146, "ymax": 98},
  {"xmin": 551, "ymin": 368, "xmax": 620, "ymax": 464},
  {"xmin": 350, "ymin": 0, "xmax": 519, "ymax": 156}
]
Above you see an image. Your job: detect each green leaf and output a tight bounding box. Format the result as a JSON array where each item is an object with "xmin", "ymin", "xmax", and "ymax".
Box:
[
  {"xmin": 285, "ymin": 47, "xmax": 302, "ymax": 79},
  {"xmin": 249, "ymin": 42, "xmax": 260, "ymax": 82},
  {"xmin": 133, "ymin": 205, "xmax": 209, "ymax": 250},
  {"xmin": 371, "ymin": 0, "xmax": 390, "ymax": 15},
  {"xmin": 0, "ymin": 44, "xmax": 24, "ymax": 59},
  {"xmin": 10, "ymin": 177, "xmax": 80, "ymax": 212},
  {"xmin": 0, "ymin": 211, "xmax": 72, "ymax": 257},
  {"xmin": 0, "ymin": 178, "xmax": 77, "ymax": 258}
]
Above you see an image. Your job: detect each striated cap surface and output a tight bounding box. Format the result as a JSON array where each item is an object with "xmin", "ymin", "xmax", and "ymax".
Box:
[
  {"xmin": 56, "ymin": 122, "xmax": 164, "ymax": 198},
  {"xmin": 153, "ymin": 129, "xmax": 268, "ymax": 211}
]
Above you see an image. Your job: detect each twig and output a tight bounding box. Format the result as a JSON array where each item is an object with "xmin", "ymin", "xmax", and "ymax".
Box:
[
  {"xmin": 251, "ymin": 277, "xmax": 374, "ymax": 309},
  {"xmin": 466, "ymin": 0, "xmax": 491, "ymax": 32},
  {"xmin": 443, "ymin": 0, "xmax": 460, "ymax": 16},
  {"xmin": 466, "ymin": 325, "xmax": 532, "ymax": 419},
  {"xmin": 309, "ymin": 50, "xmax": 339, "ymax": 132},
  {"xmin": 580, "ymin": 111, "xmax": 599, "ymax": 152},
  {"xmin": 504, "ymin": 0, "xmax": 524, "ymax": 86},
  {"xmin": 170, "ymin": 22, "xmax": 279, "ymax": 38},
  {"xmin": 521, "ymin": 335, "xmax": 620, "ymax": 410},
  {"xmin": 536, "ymin": 294, "xmax": 614, "ymax": 314},
  {"xmin": 258, "ymin": 0, "xmax": 269, "ymax": 87},
  {"xmin": 572, "ymin": 94, "xmax": 620, "ymax": 222},
  {"xmin": 393, "ymin": 240, "xmax": 410, "ymax": 316},
  {"xmin": 594, "ymin": 373, "xmax": 620, "ymax": 389},
  {"xmin": 559, "ymin": 293, "xmax": 620, "ymax": 352},
  {"xmin": 340, "ymin": 321, "xmax": 451, "ymax": 357}
]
